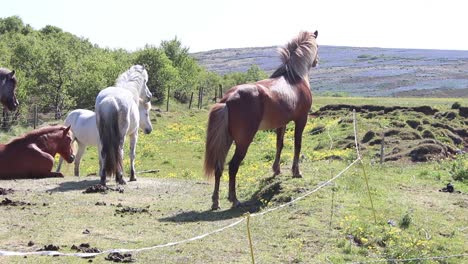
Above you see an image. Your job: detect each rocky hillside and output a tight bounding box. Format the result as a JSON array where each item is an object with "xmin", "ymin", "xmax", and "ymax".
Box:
[{"xmin": 192, "ymin": 46, "xmax": 468, "ymax": 97}]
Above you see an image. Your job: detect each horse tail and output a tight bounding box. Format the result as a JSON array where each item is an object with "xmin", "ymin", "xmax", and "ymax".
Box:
[
  {"xmin": 204, "ymin": 103, "xmax": 232, "ymax": 178},
  {"xmin": 97, "ymin": 105, "xmax": 122, "ymax": 177}
]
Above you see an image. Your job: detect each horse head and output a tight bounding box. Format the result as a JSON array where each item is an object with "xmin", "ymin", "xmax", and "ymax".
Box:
[
  {"xmin": 0, "ymin": 69, "xmax": 19, "ymax": 111},
  {"xmin": 57, "ymin": 125, "xmax": 75, "ymax": 163},
  {"xmin": 116, "ymin": 65, "xmax": 152, "ymax": 103},
  {"xmin": 311, "ymin": 31, "xmax": 319, "ymax": 68},
  {"xmin": 139, "ymin": 100, "xmax": 153, "ymax": 134},
  {"xmin": 138, "ymin": 65, "xmax": 153, "ymax": 103}
]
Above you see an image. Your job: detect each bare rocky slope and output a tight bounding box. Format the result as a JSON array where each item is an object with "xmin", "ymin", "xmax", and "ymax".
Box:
[{"xmin": 192, "ymin": 46, "xmax": 468, "ymax": 97}]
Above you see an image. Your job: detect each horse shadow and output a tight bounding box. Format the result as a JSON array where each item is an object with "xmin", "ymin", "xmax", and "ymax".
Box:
[
  {"xmin": 159, "ymin": 176, "xmax": 280, "ymax": 223},
  {"xmin": 46, "ymin": 178, "xmax": 100, "ymax": 193}
]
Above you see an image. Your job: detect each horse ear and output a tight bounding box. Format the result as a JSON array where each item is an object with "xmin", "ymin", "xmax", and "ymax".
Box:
[
  {"xmin": 7, "ymin": 70, "xmax": 15, "ymax": 79},
  {"xmin": 63, "ymin": 125, "xmax": 71, "ymax": 136},
  {"xmin": 313, "ymin": 31, "xmax": 318, "ymax": 38}
]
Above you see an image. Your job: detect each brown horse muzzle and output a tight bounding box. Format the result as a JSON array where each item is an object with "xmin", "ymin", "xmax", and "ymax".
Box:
[{"xmin": 66, "ymin": 154, "xmax": 75, "ymax": 163}]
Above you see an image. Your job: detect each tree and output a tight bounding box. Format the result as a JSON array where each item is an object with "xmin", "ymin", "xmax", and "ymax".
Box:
[
  {"xmin": 134, "ymin": 46, "xmax": 179, "ymax": 102},
  {"xmin": 245, "ymin": 64, "xmax": 268, "ymax": 83},
  {"xmin": 0, "ymin": 16, "xmax": 24, "ymax": 35},
  {"xmin": 160, "ymin": 37, "xmax": 189, "ymax": 68}
]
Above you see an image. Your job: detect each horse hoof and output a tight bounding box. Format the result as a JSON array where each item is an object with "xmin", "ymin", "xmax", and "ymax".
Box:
[
  {"xmin": 117, "ymin": 179, "xmax": 127, "ymax": 185},
  {"xmin": 211, "ymin": 205, "xmax": 220, "ymax": 211},
  {"xmin": 231, "ymin": 200, "xmax": 242, "ymax": 208},
  {"xmin": 129, "ymin": 178, "xmax": 137, "ymax": 182},
  {"xmin": 292, "ymin": 174, "xmax": 303, "ymax": 178}
]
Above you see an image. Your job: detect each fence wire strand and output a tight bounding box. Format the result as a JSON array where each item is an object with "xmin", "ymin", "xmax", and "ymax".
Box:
[{"xmin": 0, "ymin": 110, "xmax": 464, "ymax": 264}]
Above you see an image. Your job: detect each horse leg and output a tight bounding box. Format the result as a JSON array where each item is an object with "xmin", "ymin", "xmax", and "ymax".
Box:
[
  {"xmin": 98, "ymin": 143, "xmax": 107, "ymax": 185},
  {"xmin": 272, "ymin": 126, "xmax": 286, "ymax": 176},
  {"xmin": 55, "ymin": 157, "xmax": 63, "ymax": 173},
  {"xmin": 116, "ymin": 138, "xmax": 126, "ymax": 185},
  {"xmin": 128, "ymin": 132, "xmax": 138, "ymax": 182},
  {"xmin": 26, "ymin": 145, "xmax": 63, "ymax": 178},
  {"xmin": 292, "ymin": 116, "xmax": 307, "ymax": 178},
  {"xmin": 211, "ymin": 166, "xmax": 223, "ymax": 210},
  {"xmin": 228, "ymin": 144, "xmax": 250, "ymax": 208},
  {"xmin": 74, "ymin": 141, "xmax": 86, "ymax": 177}
]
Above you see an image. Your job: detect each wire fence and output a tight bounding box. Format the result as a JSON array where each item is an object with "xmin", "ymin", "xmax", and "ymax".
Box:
[{"xmin": 0, "ymin": 109, "xmax": 466, "ymax": 263}]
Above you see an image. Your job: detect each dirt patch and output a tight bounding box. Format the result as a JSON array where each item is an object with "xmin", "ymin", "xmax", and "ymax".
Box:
[
  {"xmin": 83, "ymin": 184, "xmax": 125, "ymax": 194},
  {"xmin": 0, "ymin": 198, "xmax": 34, "ymax": 206},
  {"xmin": 105, "ymin": 252, "xmax": 135, "ymax": 263},
  {"xmin": 115, "ymin": 205, "xmax": 150, "ymax": 215},
  {"xmin": 71, "ymin": 243, "xmax": 101, "ymax": 253},
  {"xmin": 37, "ymin": 244, "xmax": 60, "ymax": 251},
  {"xmin": 314, "ymin": 104, "xmax": 439, "ymax": 116},
  {"xmin": 459, "ymin": 107, "xmax": 468, "ymax": 118},
  {"xmin": 0, "ymin": 188, "xmax": 14, "ymax": 195},
  {"xmin": 309, "ymin": 125, "xmax": 325, "ymax": 135},
  {"xmin": 406, "ymin": 120, "xmax": 421, "ymax": 129},
  {"xmin": 409, "ymin": 144, "xmax": 448, "ymax": 162},
  {"xmin": 362, "ymin": 131, "xmax": 376, "ymax": 143},
  {"xmin": 314, "ymin": 104, "xmax": 467, "ymax": 163}
]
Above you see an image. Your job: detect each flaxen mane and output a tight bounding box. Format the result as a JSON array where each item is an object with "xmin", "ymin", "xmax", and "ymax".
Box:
[
  {"xmin": 116, "ymin": 65, "xmax": 147, "ymax": 88},
  {"xmin": 271, "ymin": 31, "xmax": 318, "ymax": 84}
]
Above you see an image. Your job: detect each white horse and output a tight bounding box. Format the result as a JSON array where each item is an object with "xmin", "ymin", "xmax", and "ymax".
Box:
[
  {"xmin": 95, "ymin": 65, "xmax": 152, "ymax": 185},
  {"xmin": 55, "ymin": 101, "xmax": 153, "ymax": 176}
]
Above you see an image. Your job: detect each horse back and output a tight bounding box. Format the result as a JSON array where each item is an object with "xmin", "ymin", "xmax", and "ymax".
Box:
[
  {"xmin": 65, "ymin": 109, "xmax": 99, "ymax": 146},
  {"xmin": 221, "ymin": 77, "xmax": 311, "ymax": 130}
]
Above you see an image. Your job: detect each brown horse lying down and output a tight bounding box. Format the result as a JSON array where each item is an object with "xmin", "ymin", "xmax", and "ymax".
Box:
[{"xmin": 0, "ymin": 125, "xmax": 75, "ymax": 179}]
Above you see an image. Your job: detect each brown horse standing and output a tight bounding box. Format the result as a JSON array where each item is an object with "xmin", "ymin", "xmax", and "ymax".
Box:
[
  {"xmin": 0, "ymin": 68, "xmax": 19, "ymax": 111},
  {"xmin": 204, "ymin": 31, "xmax": 319, "ymax": 210},
  {"xmin": 0, "ymin": 125, "xmax": 75, "ymax": 179}
]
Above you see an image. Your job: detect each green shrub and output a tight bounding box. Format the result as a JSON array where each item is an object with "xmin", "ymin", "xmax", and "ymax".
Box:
[
  {"xmin": 450, "ymin": 155, "xmax": 468, "ymax": 182},
  {"xmin": 451, "ymin": 102, "xmax": 461, "ymax": 109},
  {"xmin": 399, "ymin": 211, "xmax": 412, "ymax": 229}
]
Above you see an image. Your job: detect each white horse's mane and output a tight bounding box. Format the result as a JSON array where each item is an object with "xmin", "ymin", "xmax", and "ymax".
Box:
[{"xmin": 115, "ymin": 65, "xmax": 148, "ymax": 99}]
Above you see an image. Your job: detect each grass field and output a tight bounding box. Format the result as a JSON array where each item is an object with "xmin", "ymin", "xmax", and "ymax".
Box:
[{"xmin": 0, "ymin": 96, "xmax": 467, "ymax": 263}]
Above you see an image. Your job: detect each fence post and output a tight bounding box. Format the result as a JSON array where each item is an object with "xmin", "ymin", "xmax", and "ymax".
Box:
[
  {"xmin": 219, "ymin": 84, "xmax": 223, "ymax": 99},
  {"xmin": 33, "ymin": 105, "xmax": 38, "ymax": 129},
  {"xmin": 189, "ymin": 92, "xmax": 194, "ymax": 109},
  {"xmin": 380, "ymin": 133, "xmax": 385, "ymax": 164},
  {"xmin": 214, "ymin": 88, "xmax": 217, "ymax": 102},
  {"xmin": 198, "ymin": 87, "xmax": 201, "ymax": 109},
  {"xmin": 1, "ymin": 109, "xmax": 7, "ymax": 130},
  {"xmin": 200, "ymin": 87, "xmax": 203, "ymax": 109},
  {"xmin": 246, "ymin": 213, "xmax": 255, "ymax": 264},
  {"xmin": 166, "ymin": 87, "xmax": 170, "ymax": 112}
]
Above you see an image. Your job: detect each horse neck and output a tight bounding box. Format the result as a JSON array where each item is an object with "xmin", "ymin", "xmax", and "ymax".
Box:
[
  {"xmin": 28, "ymin": 132, "xmax": 60, "ymax": 156},
  {"xmin": 118, "ymin": 82, "xmax": 142, "ymax": 103}
]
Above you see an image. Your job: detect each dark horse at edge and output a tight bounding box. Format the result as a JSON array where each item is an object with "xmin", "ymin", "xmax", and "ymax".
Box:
[
  {"xmin": 0, "ymin": 68, "xmax": 19, "ymax": 111},
  {"xmin": 204, "ymin": 31, "xmax": 319, "ymax": 210}
]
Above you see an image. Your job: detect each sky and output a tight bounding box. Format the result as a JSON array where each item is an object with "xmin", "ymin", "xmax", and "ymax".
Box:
[{"xmin": 1, "ymin": 0, "xmax": 467, "ymax": 52}]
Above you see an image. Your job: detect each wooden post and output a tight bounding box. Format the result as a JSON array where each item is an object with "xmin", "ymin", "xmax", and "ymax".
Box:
[
  {"xmin": 214, "ymin": 88, "xmax": 217, "ymax": 102},
  {"xmin": 219, "ymin": 84, "xmax": 223, "ymax": 99},
  {"xmin": 380, "ymin": 133, "xmax": 385, "ymax": 164},
  {"xmin": 166, "ymin": 87, "xmax": 170, "ymax": 112},
  {"xmin": 198, "ymin": 87, "xmax": 201, "ymax": 109},
  {"xmin": 189, "ymin": 92, "xmax": 194, "ymax": 109},
  {"xmin": 33, "ymin": 105, "xmax": 38, "ymax": 129},
  {"xmin": 1, "ymin": 108, "xmax": 7, "ymax": 130},
  {"xmin": 199, "ymin": 87, "xmax": 203, "ymax": 109}
]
